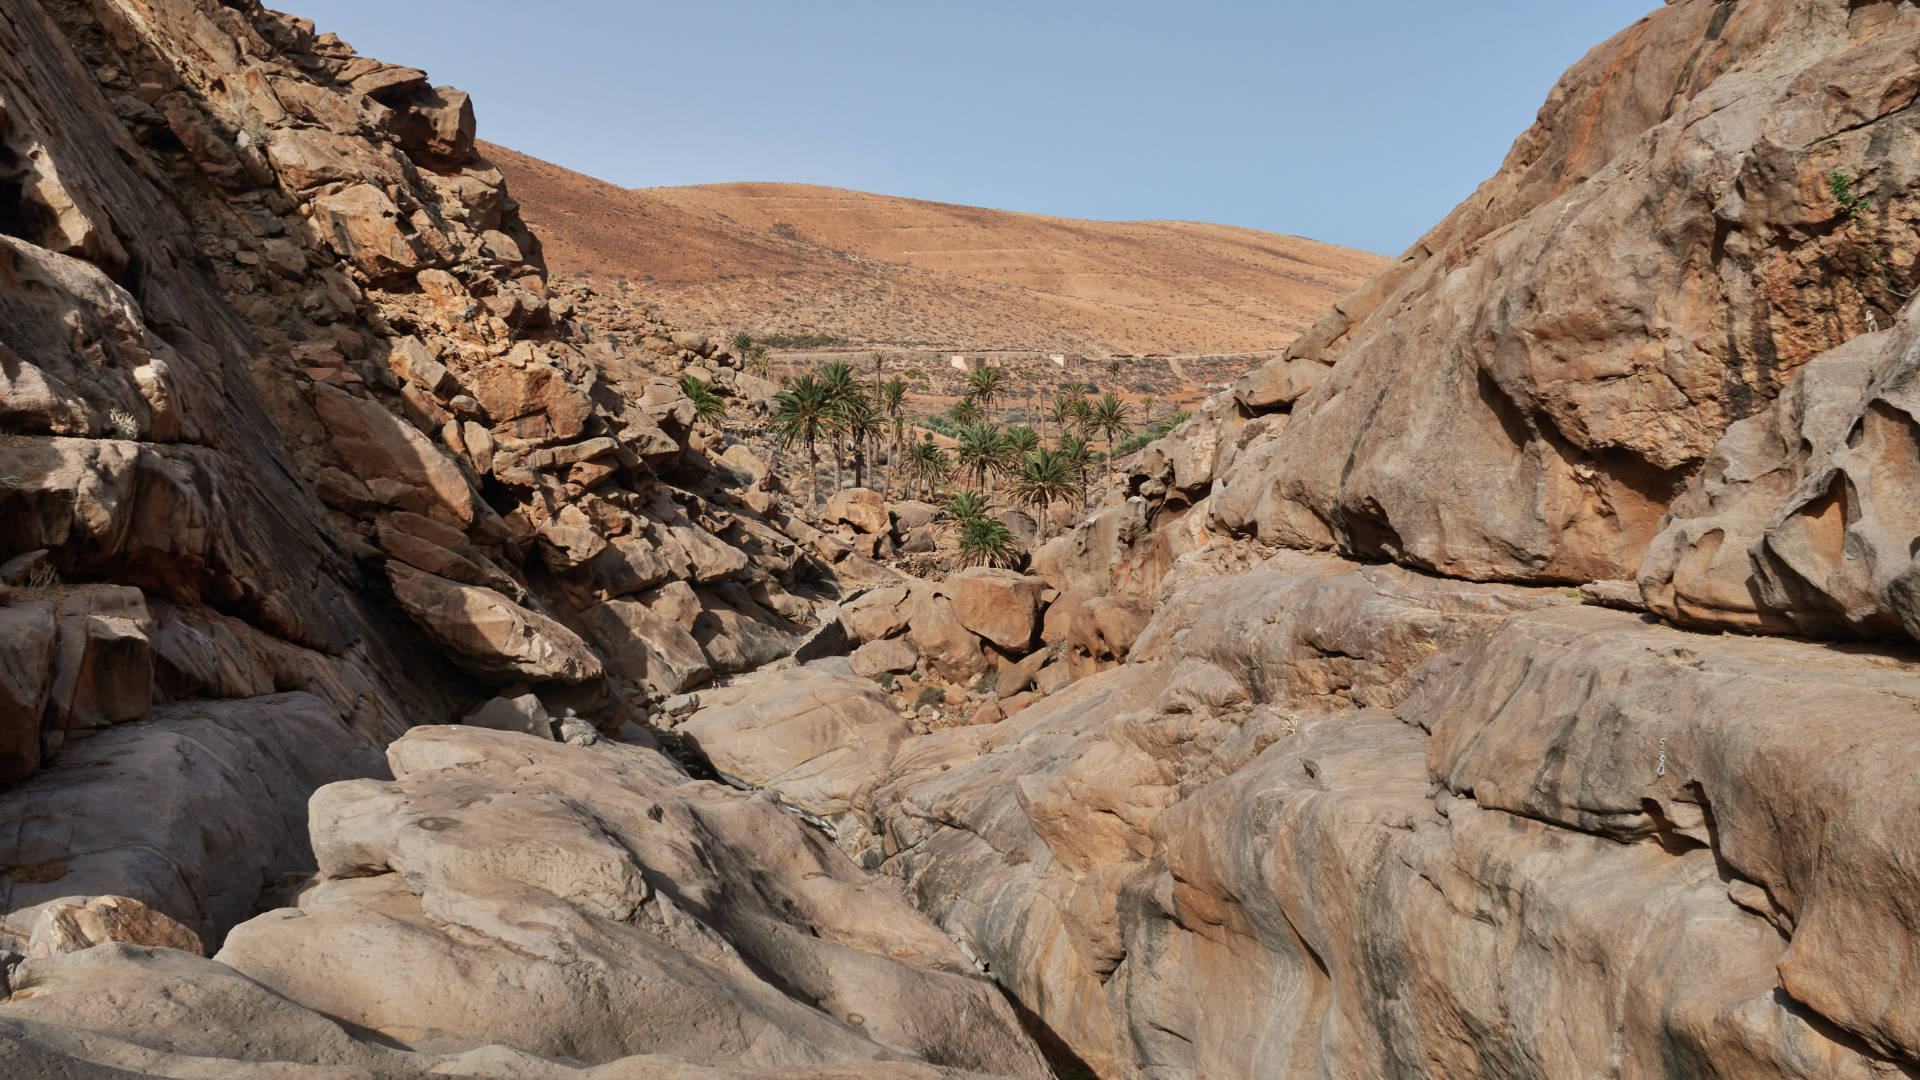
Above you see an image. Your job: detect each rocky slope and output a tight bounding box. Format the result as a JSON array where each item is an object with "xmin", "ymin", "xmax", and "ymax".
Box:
[
  {"xmin": 8, "ymin": 0, "xmax": 1920, "ymax": 1079},
  {"xmin": 0, "ymin": 0, "xmax": 1048, "ymax": 1074},
  {"xmin": 483, "ymin": 142, "xmax": 1385, "ymax": 356}
]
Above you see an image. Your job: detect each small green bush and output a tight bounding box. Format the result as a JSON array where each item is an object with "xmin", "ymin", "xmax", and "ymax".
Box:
[
  {"xmin": 913, "ymin": 686, "xmax": 945, "ymax": 710},
  {"xmin": 971, "ymin": 671, "xmax": 999, "ymax": 695},
  {"xmin": 1828, "ymin": 171, "xmax": 1871, "ymax": 220},
  {"xmin": 873, "ymin": 671, "xmax": 897, "ymax": 691}
]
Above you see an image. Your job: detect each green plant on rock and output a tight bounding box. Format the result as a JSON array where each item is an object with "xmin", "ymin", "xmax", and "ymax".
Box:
[
  {"xmin": 913, "ymin": 685, "xmax": 946, "ymax": 710},
  {"xmin": 679, "ymin": 376, "xmax": 727, "ymax": 422},
  {"xmin": 873, "ymin": 671, "xmax": 897, "ymax": 691},
  {"xmin": 1828, "ymin": 171, "xmax": 1871, "ymax": 221},
  {"xmin": 971, "ymin": 670, "xmax": 999, "ymax": 695}
]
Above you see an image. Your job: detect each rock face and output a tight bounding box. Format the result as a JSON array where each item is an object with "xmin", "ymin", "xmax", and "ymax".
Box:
[
  {"xmin": 1642, "ymin": 310, "xmax": 1920, "ymax": 642},
  {"xmin": 1205, "ymin": 0, "xmax": 1920, "ymax": 585}
]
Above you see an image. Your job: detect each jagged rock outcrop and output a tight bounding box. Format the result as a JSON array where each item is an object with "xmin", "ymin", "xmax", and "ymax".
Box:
[{"xmin": 1203, "ymin": 0, "xmax": 1920, "ymax": 585}]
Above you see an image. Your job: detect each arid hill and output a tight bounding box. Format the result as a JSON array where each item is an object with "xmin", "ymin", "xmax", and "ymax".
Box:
[{"xmin": 481, "ymin": 140, "xmax": 1383, "ymax": 355}]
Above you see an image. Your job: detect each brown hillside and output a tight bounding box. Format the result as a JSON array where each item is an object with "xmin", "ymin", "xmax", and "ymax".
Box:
[{"xmin": 481, "ymin": 140, "xmax": 1383, "ymax": 355}]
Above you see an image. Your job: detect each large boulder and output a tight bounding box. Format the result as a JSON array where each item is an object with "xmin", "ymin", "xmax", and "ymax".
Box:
[
  {"xmin": 582, "ymin": 599, "xmax": 712, "ymax": 697},
  {"xmin": 946, "ymin": 568, "xmax": 1046, "ymax": 653},
  {"xmin": 387, "ymin": 563, "xmax": 602, "ymax": 684},
  {"xmin": 677, "ymin": 666, "xmax": 909, "ymax": 816},
  {"xmin": 211, "ymin": 727, "xmax": 1049, "ymax": 1076},
  {"xmin": 312, "ymin": 385, "xmax": 473, "ymax": 526},
  {"xmin": 0, "ymin": 692, "xmax": 386, "ymax": 947},
  {"xmin": 849, "ymin": 637, "xmax": 918, "ymax": 679},
  {"xmin": 0, "ymin": 600, "xmax": 58, "ymax": 780},
  {"xmin": 824, "ymin": 488, "xmax": 891, "ymax": 536}
]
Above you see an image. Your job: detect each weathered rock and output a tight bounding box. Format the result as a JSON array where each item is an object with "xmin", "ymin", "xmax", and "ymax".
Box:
[
  {"xmin": 843, "ymin": 584, "xmax": 913, "ymax": 643},
  {"xmin": 25, "ymin": 894, "xmax": 203, "ymax": 959},
  {"xmin": 582, "ymin": 599, "xmax": 712, "ymax": 697},
  {"xmin": 889, "ymin": 500, "xmax": 941, "ymax": 535},
  {"xmin": 1210, "ymin": 0, "xmax": 1920, "ymax": 585},
  {"xmin": 44, "ymin": 585, "xmax": 154, "ymax": 735},
  {"xmin": 1642, "ymin": 311, "xmax": 1920, "ymax": 643},
  {"xmin": 678, "ymin": 666, "xmax": 910, "ymax": 817},
  {"xmin": 946, "ymin": 568, "xmax": 1046, "ymax": 653},
  {"xmin": 791, "ymin": 614, "xmax": 852, "ymax": 664},
  {"xmin": 824, "ymin": 488, "xmax": 891, "ymax": 536},
  {"xmin": 1231, "ymin": 355, "xmax": 1328, "ymax": 412},
  {"xmin": 313, "ymin": 385, "xmax": 473, "ymax": 526},
  {"xmin": 905, "ymin": 588, "xmax": 987, "ymax": 681},
  {"xmin": 387, "ymin": 563, "xmax": 602, "ymax": 684},
  {"xmin": 0, "ymin": 692, "xmax": 386, "ymax": 947},
  {"xmin": 0, "ymin": 601, "xmax": 57, "ymax": 780},
  {"xmin": 214, "ymin": 727, "xmax": 1049, "ymax": 1075},
  {"xmin": 460, "ymin": 693, "xmax": 551, "ymax": 738},
  {"xmin": 849, "ymin": 638, "xmax": 918, "ymax": 679}
]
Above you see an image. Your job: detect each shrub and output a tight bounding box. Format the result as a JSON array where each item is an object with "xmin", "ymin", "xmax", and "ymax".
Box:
[
  {"xmin": 758, "ymin": 332, "xmax": 846, "ymax": 350},
  {"xmin": 873, "ymin": 671, "xmax": 897, "ymax": 691},
  {"xmin": 913, "ymin": 686, "xmax": 945, "ymax": 710},
  {"xmin": 1828, "ymin": 171, "xmax": 1871, "ymax": 220},
  {"xmin": 106, "ymin": 409, "xmax": 139, "ymax": 440},
  {"xmin": 971, "ymin": 670, "xmax": 999, "ymax": 695}
]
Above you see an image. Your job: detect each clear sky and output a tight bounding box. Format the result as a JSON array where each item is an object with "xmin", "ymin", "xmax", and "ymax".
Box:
[{"xmin": 296, "ymin": 1, "xmax": 1657, "ymax": 256}]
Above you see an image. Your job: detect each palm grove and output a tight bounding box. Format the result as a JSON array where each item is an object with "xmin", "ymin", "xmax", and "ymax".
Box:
[{"xmin": 744, "ymin": 339, "xmax": 1191, "ymax": 569}]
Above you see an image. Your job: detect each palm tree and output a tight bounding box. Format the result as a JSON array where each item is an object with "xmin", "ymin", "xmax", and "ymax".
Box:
[
  {"xmin": 772, "ymin": 374, "xmax": 833, "ymax": 507},
  {"xmin": 747, "ymin": 344, "xmax": 770, "ymax": 375},
  {"xmin": 818, "ymin": 361, "xmax": 858, "ymax": 494},
  {"xmin": 1010, "ymin": 447, "xmax": 1081, "ymax": 541},
  {"xmin": 732, "ymin": 331, "xmax": 754, "ymax": 359},
  {"xmin": 1045, "ymin": 395, "xmax": 1077, "ymax": 442},
  {"xmin": 904, "ymin": 436, "xmax": 949, "ymax": 500},
  {"xmin": 1089, "ymin": 392, "xmax": 1133, "ymax": 484},
  {"xmin": 966, "ymin": 367, "xmax": 1005, "ymax": 420},
  {"xmin": 871, "ymin": 350, "xmax": 886, "ymax": 403},
  {"xmin": 947, "ymin": 487, "xmax": 992, "ymax": 526},
  {"xmin": 1058, "ymin": 433, "xmax": 1093, "ymax": 509},
  {"xmin": 836, "ymin": 392, "xmax": 885, "ymax": 491},
  {"xmin": 955, "ymin": 422, "xmax": 1008, "ymax": 494},
  {"xmin": 880, "ymin": 377, "xmax": 907, "ymax": 491},
  {"xmin": 1005, "ymin": 425, "xmax": 1041, "ymax": 458},
  {"xmin": 1069, "ymin": 397, "xmax": 1094, "ymax": 436},
  {"xmin": 958, "ymin": 517, "xmax": 1020, "ymax": 569},
  {"xmin": 679, "ymin": 375, "xmax": 727, "ymax": 423},
  {"xmin": 950, "ymin": 397, "xmax": 983, "ymax": 426}
]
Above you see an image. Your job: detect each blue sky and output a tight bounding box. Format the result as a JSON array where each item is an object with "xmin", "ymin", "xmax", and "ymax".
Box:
[{"xmin": 298, "ymin": 1, "xmax": 1657, "ymax": 255}]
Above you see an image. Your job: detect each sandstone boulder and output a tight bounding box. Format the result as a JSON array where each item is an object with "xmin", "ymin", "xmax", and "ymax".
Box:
[
  {"xmin": 213, "ymin": 727, "xmax": 1048, "ymax": 1075},
  {"xmin": 849, "ymin": 637, "xmax": 918, "ymax": 679},
  {"xmin": 678, "ymin": 666, "xmax": 908, "ymax": 816},
  {"xmin": 0, "ymin": 692, "xmax": 386, "ymax": 947},
  {"xmin": 313, "ymin": 385, "xmax": 473, "ymax": 526},
  {"xmin": 824, "ymin": 488, "xmax": 890, "ymax": 535},
  {"xmin": 947, "ymin": 568, "xmax": 1046, "ymax": 652},
  {"xmin": 0, "ymin": 601, "xmax": 57, "ymax": 780},
  {"xmin": 1641, "ymin": 312, "xmax": 1920, "ymax": 644},
  {"xmin": 387, "ymin": 563, "xmax": 602, "ymax": 684},
  {"xmin": 24, "ymin": 894, "xmax": 203, "ymax": 959},
  {"xmin": 460, "ymin": 693, "xmax": 551, "ymax": 738}
]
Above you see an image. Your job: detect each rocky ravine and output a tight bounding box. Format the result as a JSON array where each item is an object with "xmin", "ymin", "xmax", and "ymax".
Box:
[{"xmin": 5, "ymin": 1, "xmax": 1920, "ymax": 1080}]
